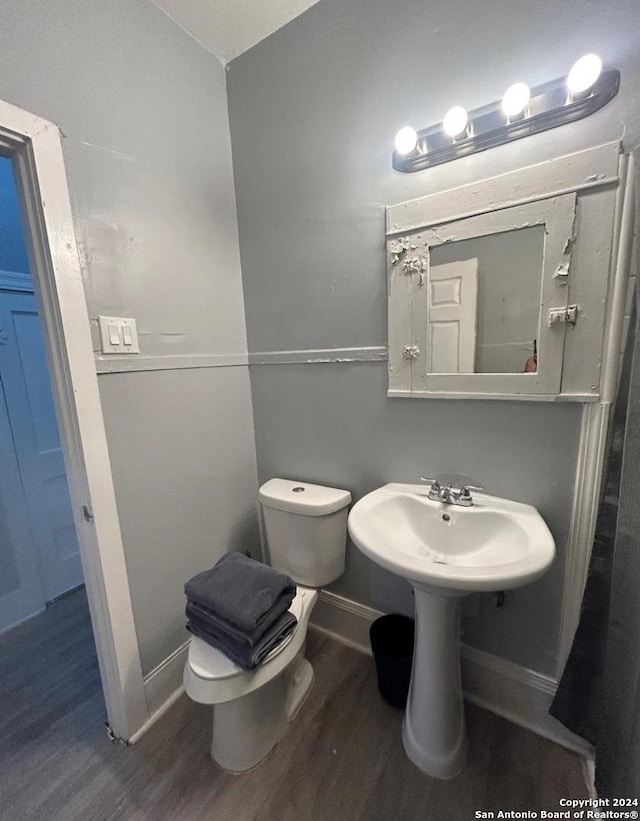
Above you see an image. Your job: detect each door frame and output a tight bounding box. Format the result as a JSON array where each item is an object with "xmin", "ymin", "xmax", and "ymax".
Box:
[{"xmin": 0, "ymin": 98, "xmax": 148, "ymax": 739}]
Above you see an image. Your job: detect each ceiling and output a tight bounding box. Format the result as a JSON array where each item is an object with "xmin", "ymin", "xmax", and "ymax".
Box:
[{"xmin": 150, "ymin": 0, "xmax": 322, "ymax": 63}]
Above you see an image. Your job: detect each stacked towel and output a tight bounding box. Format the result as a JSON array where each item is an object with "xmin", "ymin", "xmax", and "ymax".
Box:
[{"xmin": 184, "ymin": 552, "xmax": 297, "ymax": 671}]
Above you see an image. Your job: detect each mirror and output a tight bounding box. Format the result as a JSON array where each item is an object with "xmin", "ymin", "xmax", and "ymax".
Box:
[
  {"xmin": 387, "ymin": 191, "xmax": 577, "ymax": 398},
  {"xmin": 427, "ymin": 225, "xmax": 545, "ymax": 375}
]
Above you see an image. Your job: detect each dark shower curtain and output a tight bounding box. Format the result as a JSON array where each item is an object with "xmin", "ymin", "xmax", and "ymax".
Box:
[{"xmin": 551, "ymin": 293, "xmax": 640, "ymax": 798}]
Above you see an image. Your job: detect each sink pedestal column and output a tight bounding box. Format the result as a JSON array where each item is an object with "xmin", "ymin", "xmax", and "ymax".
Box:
[{"xmin": 402, "ymin": 583, "xmax": 468, "ymax": 779}]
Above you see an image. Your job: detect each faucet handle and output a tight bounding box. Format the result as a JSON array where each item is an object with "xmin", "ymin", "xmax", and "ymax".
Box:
[
  {"xmin": 420, "ymin": 477, "xmax": 441, "ymax": 489},
  {"xmin": 460, "ymin": 484, "xmax": 484, "ymax": 497}
]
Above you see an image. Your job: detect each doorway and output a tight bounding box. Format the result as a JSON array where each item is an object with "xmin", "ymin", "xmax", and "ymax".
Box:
[{"xmin": 0, "ymin": 97, "xmax": 148, "ymax": 740}]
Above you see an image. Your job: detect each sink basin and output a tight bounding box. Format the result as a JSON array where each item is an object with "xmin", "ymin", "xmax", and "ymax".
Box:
[
  {"xmin": 348, "ymin": 483, "xmax": 555, "ymax": 592},
  {"xmin": 348, "ymin": 482, "xmax": 555, "ymax": 779}
]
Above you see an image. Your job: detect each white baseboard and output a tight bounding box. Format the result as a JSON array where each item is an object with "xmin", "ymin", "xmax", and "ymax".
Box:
[
  {"xmin": 128, "ymin": 684, "xmax": 184, "ymax": 745},
  {"xmin": 144, "ymin": 639, "xmax": 190, "ymax": 716},
  {"xmin": 129, "ymin": 639, "xmax": 190, "ymax": 743},
  {"xmin": 0, "ymin": 606, "xmax": 46, "ymax": 638},
  {"xmin": 311, "ymin": 590, "xmax": 594, "ymax": 759},
  {"xmin": 311, "ymin": 590, "xmax": 380, "ymax": 655},
  {"xmin": 460, "ymin": 645, "xmax": 593, "ymax": 757}
]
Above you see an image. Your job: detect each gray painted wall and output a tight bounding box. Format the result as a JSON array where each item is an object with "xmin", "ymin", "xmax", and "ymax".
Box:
[
  {"xmin": 228, "ymin": 0, "xmax": 640, "ymax": 676},
  {"xmin": 0, "ymin": 0, "xmax": 259, "ymax": 674},
  {"xmin": 99, "ymin": 368, "xmax": 258, "ymax": 672}
]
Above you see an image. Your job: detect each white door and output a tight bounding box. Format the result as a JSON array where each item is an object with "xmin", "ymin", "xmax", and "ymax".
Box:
[
  {"xmin": 0, "ymin": 376, "xmax": 47, "ymax": 632},
  {"xmin": 427, "ymin": 258, "xmax": 478, "ymax": 373},
  {"xmin": 0, "ymin": 290, "xmax": 82, "ymax": 603}
]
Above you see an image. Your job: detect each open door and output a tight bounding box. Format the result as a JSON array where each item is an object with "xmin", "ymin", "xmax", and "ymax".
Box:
[
  {"xmin": 0, "ymin": 290, "xmax": 82, "ymax": 602},
  {"xmin": 0, "ymin": 377, "xmax": 46, "ymax": 632}
]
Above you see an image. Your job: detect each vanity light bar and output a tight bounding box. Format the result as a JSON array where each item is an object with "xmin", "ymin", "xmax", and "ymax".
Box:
[{"xmin": 393, "ymin": 62, "xmax": 620, "ymax": 173}]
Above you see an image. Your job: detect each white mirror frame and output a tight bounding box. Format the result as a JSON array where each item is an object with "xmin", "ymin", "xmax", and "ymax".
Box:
[{"xmin": 408, "ymin": 195, "xmax": 576, "ymax": 395}]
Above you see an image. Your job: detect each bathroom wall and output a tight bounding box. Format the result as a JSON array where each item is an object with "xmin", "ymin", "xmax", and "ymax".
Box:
[
  {"xmin": 227, "ymin": 0, "xmax": 640, "ymax": 677},
  {"xmin": 0, "ymin": 0, "xmax": 259, "ymax": 674}
]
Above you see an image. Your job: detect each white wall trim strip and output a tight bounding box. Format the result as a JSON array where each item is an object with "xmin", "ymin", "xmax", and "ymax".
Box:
[
  {"xmin": 95, "ymin": 352, "xmax": 249, "ymax": 374},
  {"xmin": 557, "ymin": 403, "xmax": 608, "ymax": 673},
  {"xmin": 312, "ymin": 590, "xmax": 593, "ymax": 758},
  {"xmin": 388, "ymin": 389, "xmax": 598, "ymax": 403},
  {"xmin": 248, "ymin": 346, "xmax": 388, "ymax": 365}
]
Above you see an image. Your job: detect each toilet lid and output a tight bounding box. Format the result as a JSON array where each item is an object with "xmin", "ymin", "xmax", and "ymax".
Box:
[{"xmin": 188, "ymin": 588, "xmax": 305, "ymax": 681}]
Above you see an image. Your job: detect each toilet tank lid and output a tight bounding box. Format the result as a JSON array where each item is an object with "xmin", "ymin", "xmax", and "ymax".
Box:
[{"xmin": 259, "ymin": 478, "xmax": 351, "ymax": 516}]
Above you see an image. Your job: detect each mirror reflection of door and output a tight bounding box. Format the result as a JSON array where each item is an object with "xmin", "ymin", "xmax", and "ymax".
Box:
[
  {"xmin": 428, "ymin": 226, "xmax": 544, "ymax": 375},
  {"xmin": 427, "ymin": 258, "xmax": 478, "ymax": 373}
]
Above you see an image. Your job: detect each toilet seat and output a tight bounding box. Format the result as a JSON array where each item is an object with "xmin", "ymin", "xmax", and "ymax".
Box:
[
  {"xmin": 184, "ymin": 586, "xmax": 318, "ymax": 705},
  {"xmin": 188, "ymin": 588, "xmax": 305, "ymax": 681}
]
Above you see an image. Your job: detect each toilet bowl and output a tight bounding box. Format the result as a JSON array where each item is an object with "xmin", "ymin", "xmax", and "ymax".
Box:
[{"xmin": 183, "ymin": 479, "xmax": 351, "ymax": 773}]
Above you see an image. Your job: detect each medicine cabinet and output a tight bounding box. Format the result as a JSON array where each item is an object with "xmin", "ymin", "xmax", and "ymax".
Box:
[{"xmin": 386, "ymin": 142, "xmax": 629, "ymax": 401}]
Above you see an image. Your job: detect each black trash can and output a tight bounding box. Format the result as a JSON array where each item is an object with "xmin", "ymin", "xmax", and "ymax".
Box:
[{"xmin": 369, "ymin": 614, "xmax": 415, "ymax": 709}]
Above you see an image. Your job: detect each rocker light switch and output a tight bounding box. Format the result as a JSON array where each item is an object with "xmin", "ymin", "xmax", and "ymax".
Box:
[
  {"xmin": 108, "ymin": 323, "xmax": 120, "ymax": 346},
  {"xmin": 98, "ymin": 316, "xmax": 140, "ymax": 354}
]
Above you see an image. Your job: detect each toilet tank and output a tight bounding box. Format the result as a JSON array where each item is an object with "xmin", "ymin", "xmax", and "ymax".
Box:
[{"xmin": 259, "ymin": 479, "xmax": 352, "ymax": 587}]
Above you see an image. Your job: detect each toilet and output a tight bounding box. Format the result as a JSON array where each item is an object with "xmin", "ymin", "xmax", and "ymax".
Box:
[{"xmin": 183, "ymin": 478, "xmax": 351, "ymax": 772}]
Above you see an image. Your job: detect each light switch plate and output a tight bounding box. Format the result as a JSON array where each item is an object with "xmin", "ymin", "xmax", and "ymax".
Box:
[{"xmin": 98, "ymin": 316, "xmax": 140, "ymax": 354}]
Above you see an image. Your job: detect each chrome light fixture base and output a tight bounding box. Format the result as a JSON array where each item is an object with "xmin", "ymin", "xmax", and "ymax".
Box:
[{"xmin": 393, "ymin": 69, "xmax": 619, "ymax": 173}]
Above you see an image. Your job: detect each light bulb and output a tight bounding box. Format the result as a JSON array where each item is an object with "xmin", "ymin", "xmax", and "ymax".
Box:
[
  {"xmin": 443, "ymin": 106, "xmax": 468, "ymax": 138},
  {"xmin": 394, "ymin": 126, "xmax": 419, "ymax": 155},
  {"xmin": 567, "ymin": 54, "xmax": 602, "ymax": 95},
  {"xmin": 502, "ymin": 82, "xmax": 531, "ymax": 119}
]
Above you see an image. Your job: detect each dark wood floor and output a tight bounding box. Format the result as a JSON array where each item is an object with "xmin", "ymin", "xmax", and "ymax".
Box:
[{"xmin": 0, "ymin": 588, "xmax": 589, "ymax": 820}]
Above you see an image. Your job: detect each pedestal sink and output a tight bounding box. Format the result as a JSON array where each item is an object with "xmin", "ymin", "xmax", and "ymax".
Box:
[{"xmin": 348, "ymin": 483, "xmax": 555, "ymax": 779}]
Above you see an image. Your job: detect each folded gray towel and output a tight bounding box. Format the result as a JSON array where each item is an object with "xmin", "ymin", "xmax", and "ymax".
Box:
[
  {"xmin": 184, "ymin": 553, "xmax": 295, "ymax": 634},
  {"xmin": 186, "ymin": 608, "xmax": 297, "ymax": 671},
  {"xmin": 186, "ymin": 597, "xmax": 292, "ymax": 646}
]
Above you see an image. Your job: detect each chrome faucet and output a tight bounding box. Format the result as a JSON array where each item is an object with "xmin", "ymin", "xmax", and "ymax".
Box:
[{"xmin": 420, "ymin": 477, "xmax": 484, "ymax": 507}]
